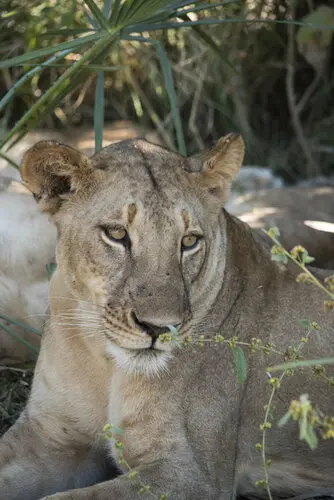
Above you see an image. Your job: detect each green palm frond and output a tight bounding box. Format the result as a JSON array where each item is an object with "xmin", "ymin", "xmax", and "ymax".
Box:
[{"xmin": 1, "ymin": 0, "xmax": 322, "ymax": 156}]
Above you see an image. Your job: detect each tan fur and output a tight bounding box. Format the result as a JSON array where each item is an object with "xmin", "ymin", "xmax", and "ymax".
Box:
[{"xmin": 0, "ymin": 136, "xmax": 333, "ymax": 500}]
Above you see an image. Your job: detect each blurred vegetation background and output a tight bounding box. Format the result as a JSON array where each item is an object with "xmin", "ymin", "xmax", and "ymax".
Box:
[{"xmin": 1, "ymin": 0, "xmax": 334, "ymax": 182}]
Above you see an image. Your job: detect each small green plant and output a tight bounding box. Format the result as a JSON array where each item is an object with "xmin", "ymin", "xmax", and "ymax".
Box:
[
  {"xmin": 255, "ymin": 319, "xmax": 320, "ymax": 500},
  {"xmin": 260, "ymin": 227, "xmax": 334, "ymax": 498},
  {"xmin": 265, "ymin": 227, "xmax": 334, "ymax": 307},
  {"xmin": 278, "ymin": 394, "xmax": 334, "ymax": 449}
]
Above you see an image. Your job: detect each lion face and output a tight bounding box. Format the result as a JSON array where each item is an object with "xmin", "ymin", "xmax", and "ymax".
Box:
[{"xmin": 21, "ymin": 135, "xmax": 244, "ymax": 375}]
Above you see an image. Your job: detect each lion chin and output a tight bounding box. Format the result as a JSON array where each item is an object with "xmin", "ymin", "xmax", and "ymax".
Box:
[{"xmin": 106, "ymin": 342, "xmax": 173, "ymax": 376}]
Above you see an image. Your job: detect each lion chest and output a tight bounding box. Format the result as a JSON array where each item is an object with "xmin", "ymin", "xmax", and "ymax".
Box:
[{"xmin": 107, "ymin": 369, "xmax": 171, "ymax": 470}]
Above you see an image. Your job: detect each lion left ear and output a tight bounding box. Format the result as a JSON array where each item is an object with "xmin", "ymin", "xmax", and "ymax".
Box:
[
  {"xmin": 21, "ymin": 140, "xmax": 95, "ymax": 215},
  {"xmin": 188, "ymin": 133, "xmax": 245, "ymax": 201}
]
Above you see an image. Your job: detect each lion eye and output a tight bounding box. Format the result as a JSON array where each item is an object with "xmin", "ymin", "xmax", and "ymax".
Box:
[
  {"xmin": 109, "ymin": 228, "xmax": 127, "ymax": 240},
  {"xmin": 101, "ymin": 226, "xmax": 129, "ymax": 246},
  {"xmin": 181, "ymin": 234, "xmax": 200, "ymax": 251}
]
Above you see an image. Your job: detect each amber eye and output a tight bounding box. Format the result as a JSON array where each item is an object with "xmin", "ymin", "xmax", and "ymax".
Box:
[
  {"xmin": 108, "ymin": 228, "xmax": 127, "ymax": 240},
  {"xmin": 101, "ymin": 226, "xmax": 129, "ymax": 246},
  {"xmin": 181, "ymin": 234, "xmax": 201, "ymax": 251}
]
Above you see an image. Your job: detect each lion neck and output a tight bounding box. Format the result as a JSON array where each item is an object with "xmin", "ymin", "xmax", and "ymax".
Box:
[
  {"xmin": 210, "ymin": 210, "xmax": 285, "ymax": 336},
  {"xmin": 224, "ymin": 210, "xmax": 276, "ymax": 280}
]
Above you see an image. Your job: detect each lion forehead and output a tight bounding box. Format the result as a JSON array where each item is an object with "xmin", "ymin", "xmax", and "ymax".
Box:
[{"xmin": 91, "ymin": 139, "xmax": 190, "ymax": 191}]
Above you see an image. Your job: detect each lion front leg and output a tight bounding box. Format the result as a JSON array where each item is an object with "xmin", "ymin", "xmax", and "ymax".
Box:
[
  {"xmin": 0, "ymin": 410, "xmax": 110, "ymax": 500},
  {"xmin": 40, "ymin": 459, "xmax": 226, "ymax": 500}
]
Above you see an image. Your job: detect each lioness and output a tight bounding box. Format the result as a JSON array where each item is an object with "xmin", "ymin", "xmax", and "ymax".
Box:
[{"xmin": 0, "ymin": 135, "xmax": 333, "ymax": 500}]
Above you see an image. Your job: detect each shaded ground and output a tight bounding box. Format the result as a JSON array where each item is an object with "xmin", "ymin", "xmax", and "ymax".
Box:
[{"xmin": 0, "ymin": 365, "xmax": 33, "ymax": 436}]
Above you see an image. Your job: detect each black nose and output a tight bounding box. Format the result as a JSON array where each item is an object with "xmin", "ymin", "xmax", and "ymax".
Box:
[{"xmin": 131, "ymin": 313, "xmax": 172, "ymax": 342}]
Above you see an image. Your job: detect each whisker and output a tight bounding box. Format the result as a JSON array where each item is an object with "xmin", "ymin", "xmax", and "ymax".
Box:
[
  {"xmin": 48, "ymin": 296, "xmax": 105, "ymax": 310},
  {"xmin": 22, "ymin": 308, "xmax": 102, "ymax": 321},
  {"xmin": 51, "ymin": 319, "xmax": 99, "ymax": 324},
  {"xmin": 21, "ymin": 313, "xmax": 50, "ymax": 318},
  {"xmin": 53, "ymin": 311, "xmax": 101, "ymax": 317},
  {"xmin": 61, "ymin": 330, "xmax": 107, "ymax": 342},
  {"xmin": 53, "ymin": 314, "xmax": 101, "ymax": 320},
  {"xmin": 52, "ymin": 318, "xmax": 101, "ymax": 323},
  {"xmin": 52, "ymin": 312, "xmax": 101, "ymax": 319},
  {"xmin": 53, "ymin": 315, "xmax": 101, "ymax": 321},
  {"xmin": 51, "ymin": 323, "xmax": 100, "ymax": 329},
  {"xmin": 57, "ymin": 306, "xmax": 101, "ymax": 312}
]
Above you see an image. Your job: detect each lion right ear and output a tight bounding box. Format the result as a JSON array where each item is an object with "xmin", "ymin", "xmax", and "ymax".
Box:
[{"xmin": 20, "ymin": 141, "xmax": 95, "ymax": 214}]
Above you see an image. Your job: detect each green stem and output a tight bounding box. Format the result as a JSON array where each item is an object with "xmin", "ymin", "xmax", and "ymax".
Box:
[
  {"xmin": 261, "ymin": 372, "xmax": 285, "ymax": 500},
  {"xmin": 268, "ymin": 234, "xmax": 334, "ymax": 300},
  {"xmin": 94, "ymin": 71, "xmax": 105, "ymax": 153},
  {"xmin": 154, "ymin": 41, "xmax": 186, "ymax": 156},
  {"xmin": 0, "ymin": 313, "xmax": 42, "ymax": 336},
  {"xmin": 261, "ymin": 328, "xmax": 313, "ymax": 497},
  {"xmin": 0, "ymin": 323, "xmax": 39, "ymax": 354},
  {"xmin": 0, "ymin": 150, "xmax": 20, "ymax": 170}
]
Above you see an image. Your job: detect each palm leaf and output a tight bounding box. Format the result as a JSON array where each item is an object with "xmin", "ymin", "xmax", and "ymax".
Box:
[
  {"xmin": 8, "ymin": 67, "xmax": 93, "ymax": 149},
  {"xmin": 0, "ymin": 33, "xmax": 101, "ymax": 69},
  {"xmin": 155, "ymin": 41, "xmax": 186, "ymax": 155},
  {"xmin": 0, "ymin": 49, "xmax": 72, "ymax": 113},
  {"xmin": 1, "ymin": 34, "xmax": 115, "ymax": 149},
  {"xmin": 115, "ymin": 0, "xmax": 138, "ymax": 26},
  {"xmin": 94, "ymin": 71, "xmax": 105, "ymax": 152},
  {"xmin": 11, "ymin": 63, "xmax": 124, "ymax": 72},
  {"xmin": 120, "ymin": 0, "xmax": 172, "ymax": 26},
  {"xmin": 161, "ymin": 0, "xmax": 201, "ymax": 11},
  {"xmin": 84, "ymin": 0, "xmax": 110, "ymax": 30},
  {"xmin": 177, "ymin": 1, "xmax": 237, "ymax": 16},
  {"xmin": 104, "ymin": 0, "xmax": 113, "ymax": 18},
  {"xmin": 126, "ymin": 18, "xmax": 313, "ymax": 33},
  {"xmin": 108, "ymin": 0, "xmax": 122, "ymax": 27},
  {"xmin": 40, "ymin": 28, "xmax": 95, "ymax": 37}
]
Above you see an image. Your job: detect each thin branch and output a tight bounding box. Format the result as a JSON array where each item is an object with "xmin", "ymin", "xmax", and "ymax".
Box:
[
  {"xmin": 285, "ymin": 2, "xmax": 318, "ymax": 176},
  {"xmin": 188, "ymin": 61, "xmax": 207, "ymax": 150},
  {"xmin": 296, "ymin": 70, "xmax": 322, "ymax": 115}
]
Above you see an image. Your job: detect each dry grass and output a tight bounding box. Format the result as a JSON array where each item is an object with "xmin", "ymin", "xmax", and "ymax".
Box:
[{"xmin": 0, "ymin": 365, "xmax": 33, "ymax": 436}]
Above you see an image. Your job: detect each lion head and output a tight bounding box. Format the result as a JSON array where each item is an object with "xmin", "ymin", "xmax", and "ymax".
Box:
[{"xmin": 21, "ymin": 134, "xmax": 244, "ymax": 375}]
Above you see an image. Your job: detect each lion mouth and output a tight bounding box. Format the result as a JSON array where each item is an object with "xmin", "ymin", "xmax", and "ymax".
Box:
[
  {"xmin": 105, "ymin": 340, "xmax": 173, "ymax": 375},
  {"xmin": 102, "ymin": 309, "xmax": 181, "ymax": 374}
]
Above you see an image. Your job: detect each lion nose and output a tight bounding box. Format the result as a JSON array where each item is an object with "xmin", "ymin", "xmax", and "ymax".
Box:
[{"xmin": 131, "ymin": 312, "xmax": 179, "ymax": 342}]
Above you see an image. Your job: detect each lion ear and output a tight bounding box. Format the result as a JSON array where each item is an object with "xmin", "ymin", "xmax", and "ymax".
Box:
[
  {"xmin": 188, "ymin": 133, "xmax": 245, "ymax": 202},
  {"xmin": 20, "ymin": 140, "xmax": 94, "ymax": 214}
]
